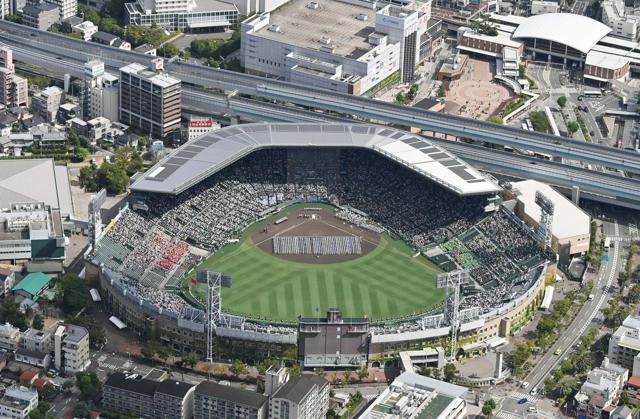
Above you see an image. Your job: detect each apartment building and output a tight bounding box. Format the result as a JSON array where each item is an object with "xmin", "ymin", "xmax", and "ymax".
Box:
[
  {"xmin": 609, "ymin": 315, "xmax": 640, "ymax": 370},
  {"xmin": 54, "ymin": 324, "xmax": 90, "ymax": 373},
  {"xmin": 194, "ymin": 381, "xmax": 268, "ymax": 419},
  {"xmin": 266, "ymin": 367, "xmax": 330, "ymax": 419},
  {"xmin": 0, "ymin": 47, "xmax": 28, "ymax": 108}
]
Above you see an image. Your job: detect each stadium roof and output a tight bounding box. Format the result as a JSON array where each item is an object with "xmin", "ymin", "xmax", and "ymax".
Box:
[
  {"xmin": 512, "ymin": 13, "xmax": 611, "ymax": 54},
  {"xmin": 131, "ymin": 124, "xmax": 501, "ymax": 197}
]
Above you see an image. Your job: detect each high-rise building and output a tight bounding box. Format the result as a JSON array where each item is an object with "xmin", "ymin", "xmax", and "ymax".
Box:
[
  {"xmin": 45, "ymin": 0, "xmax": 77, "ymax": 21},
  {"xmin": 32, "ymin": 86, "xmax": 64, "ymax": 122},
  {"xmin": 82, "ymin": 60, "xmax": 120, "ymax": 121},
  {"xmin": 54, "ymin": 324, "xmax": 90, "ymax": 373},
  {"xmin": 119, "ymin": 61, "xmax": 181, "ymax": 140},
  {"xmin": 266, "ymin": 367, "xmax": 330, "ymax": 419},
  {"xmin": 0, "ymin": 47, "xmax": 28, "ymax": 107},
  {"xmin": 602, "ymin": 0, "xmax": 640, "ymax": 41}
]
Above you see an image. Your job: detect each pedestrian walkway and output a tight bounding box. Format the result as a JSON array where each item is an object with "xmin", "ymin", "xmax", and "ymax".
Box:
[
  {"xmin": 495, "ymin": 410, "xmax": 524, "ymax": 419},
  {"xmin": 510, "ymin": 391, "xmax": 538, "ymax": 403}
]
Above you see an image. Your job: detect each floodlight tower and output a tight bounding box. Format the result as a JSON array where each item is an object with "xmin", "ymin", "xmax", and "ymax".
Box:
[
  {"xmin": 437, "ymin": 270, "xmax": 470, "ymax": 361},
  {"xmin": 535, "ymin": 190, "xmax": 555, "ymax": 250},
  {"xmin": 197, "ymin": 270, "xmax": 232, "ymax": 362}
]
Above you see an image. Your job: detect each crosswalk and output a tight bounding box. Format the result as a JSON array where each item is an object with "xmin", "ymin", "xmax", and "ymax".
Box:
[
  {"xmin": 629, "ymin": 223, "xmax": 638, "ymax": 237},
  {"xmin": 495, "ymin": 411, "xmax": 524, "ymax": 419},
  {"xmin": 510, "ymin": 392, "xmax": 538, "ymax": 403}
]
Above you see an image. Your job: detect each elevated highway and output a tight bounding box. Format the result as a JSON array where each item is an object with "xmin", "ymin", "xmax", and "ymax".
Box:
[{"xmin": 2, "ymin": 21, "xmax": 640, "ymax": 175}]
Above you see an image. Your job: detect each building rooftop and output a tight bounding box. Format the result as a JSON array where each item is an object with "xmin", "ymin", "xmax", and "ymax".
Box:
[
  {"xmin": 15, "ymin": 348, "xmax": 48, "ymax": 360},
  {"xmin": 119, "ymin": 63, "xmax": 180, "ymax": 88},
  {"xmin": 62, "ymin": 324, "xmax": 88, "ymax": 344},
  {"xmin": 92, "ymin": 31, "xmax": 119, "ymax": 43},
  {"xmin": 11, "ymin": 272, "xmax": 51, "ymax": 299},
  {"xmin": 104, "ymin": 372, "xmax": 158, "ymax": 396},
  {"xmin": 512, "ymin": 179, "xmax": 591, "ymax": 240},
  {"xmin": 272, "ymin": 374, "xmax": 327, "ymax": 404},
  {"xmin": 0, "ymin": 159, "xmax": 73, "ymax": 216},
  {"xmin": 249, "ymin": 0, "xmax": 378, "ymax": 59},
  {"xmin": 156, "ymin": 379, "xmax": 194, "ymax": 398},
  {"xmin": 512, "ymin": 13, "xmax": 611, "ymax": 54},
  {"xmin": 195, "ymin": 381, "xmax": 267, "ymax": 408},
  {"xmin": 586, "ymin": 49, "xmax": 630, "ymax": 70},
  {"xmin": 131, "ymin": 123, "xmax": 501, "ymax": 197}
]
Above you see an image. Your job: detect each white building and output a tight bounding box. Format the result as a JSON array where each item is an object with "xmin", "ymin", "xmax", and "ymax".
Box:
[
  {"xmin": 265, "ymin": 366, "xmax": 330, "ymax": 419},
  {"xmin": 125, "ymin": 0, "xmax": 238, "ymax": 32},
  {"xmin": 187, "ymin": 116, "xmax": 220, "ymax": 141},
  {"xmin": 0, "ymin": 322, "xmax": 19, "ymax": 351},
  {"xmin": 512, "ymin": 180, "xmax": 591, "ymax": 256},
  {"xmin": 530, "ymin": 0, "xmax": 559, "ymax": 15},
  {"xmin": 83, "ymin": 60, "xmax": 120, "ymax": 122},
  {"xmin": 54, "ymin": 324, "xmax": 90, "ymax": 373},
  {"xmin": 72, "ymin": 20, "xmax": 98, "ymax": 41},
  {"xmin": 359, "ymin": 372, "xmax": 468, "ymax": 418},
  {"xmin": 0, "ymin": 267, "xmax": 16, "ymax": 297},
  {"xmin": 399, "ymin": 347, "xmax": 446, "ymax": 373},
  {"xmin": 0, "ymin": 386, "xmax": 38, "ymax": 419},
  {"xmin": 240, "ymin": 0, "xmax": 432, "ymax": 95},
  {"xmin": 609, "ymin": 314, "xmax": 640, "ymax": 370},
  {"xmin": 602, "ymin": 0, "xmax": 639, "ymax": 41},
  {"xmin": 575, "ymin": 358, "xmax": 628, "ymax": 419},
  {"xmin": 45, "ymin": 0, "xmax": 77, "ymax": 20}
]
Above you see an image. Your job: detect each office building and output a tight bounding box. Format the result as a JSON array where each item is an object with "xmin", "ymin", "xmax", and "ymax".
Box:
[
  {"xmin": 609, "ymin": 315, "xmax": 640, "ymax": 370},
  {"xmin": 530, "ymin": 0, "xmax": 559, "ymax": 15},
  {"xmin": 119, "ymin": 61, "xmax": 181, "ymax": 140},
  {"xmin": 82, "ymin": 60, "xmax": 120, "ymax": 121},
  {"xmin": 187, "ymin": 115, "xmax": 219, "ymax": 141},
  {"xmin": 194, "ymin": 381, "xmax": 268, "ymax": 419},
  {"xmin": 266, "ymin": 368, "xmax": 330, "ymax": 419},
  {"xmin": 359, "ymin": 372, "xmax": 468, "ymax": 418},
  {"xmin": 240, "ymin": 0, "xmax": 433, "ymax": 95},
  {"xmin": 32, "ymin": 86, "xmax": 64, "ymax": 122},
  {"xmin": 20, "ymin": 3, "xmax": 59, "ymax": 31},
  {"xmin": 298, "ymin": 308, "xmax": 369, "ymax": 368},
  {"xmin": 0, "ymin": 47, "xmax": 27, "ymax": 107},
  {"xmin": 102, "ymin": 372, "xmax": 195, "ymax": 419},
  {"xmin": 575, "ymin": 358, "xmax": 629, "ymax": 419},
  {"xmin": 54, "ymin": 324, "xmax": 90, "ymax": 373},
  {"xmin": 0, "ymin": 385, "xmax": 38, "ymax": 419},
  {"xmin": 602, "ymin": 0, "xmax": 639, "ymax": 41},
  {"xmin": 125, "ymin": 0, "xmax": 238, "ymax": 32}
]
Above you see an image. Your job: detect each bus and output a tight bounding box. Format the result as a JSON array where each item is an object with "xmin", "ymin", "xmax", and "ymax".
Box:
[{"xmin": 583, "ymin": 90, "xmax": 602, "ymax": 98}]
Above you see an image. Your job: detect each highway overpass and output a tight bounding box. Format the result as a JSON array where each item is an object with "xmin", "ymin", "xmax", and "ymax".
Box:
[{"xmin": 2, "ymin": 21, "xmax": 640, "ymax": 175}]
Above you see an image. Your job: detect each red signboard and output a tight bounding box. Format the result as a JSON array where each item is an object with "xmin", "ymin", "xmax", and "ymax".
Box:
[{"xmin": 190, "ymin": 119, "xmax": 213, "ymax": 128}]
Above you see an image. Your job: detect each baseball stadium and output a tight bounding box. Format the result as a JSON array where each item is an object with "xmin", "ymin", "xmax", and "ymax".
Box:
[{"xmin": 88, "ymin": 123, "xmax": 548, "ymax": 356}]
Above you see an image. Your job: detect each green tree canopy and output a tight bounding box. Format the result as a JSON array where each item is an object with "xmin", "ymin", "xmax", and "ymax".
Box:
[{"xmin": 59, "ymin": 273, "xmax": 87, "ymax": 314}]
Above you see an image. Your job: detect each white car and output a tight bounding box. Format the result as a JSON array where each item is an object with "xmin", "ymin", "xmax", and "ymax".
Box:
[
  {"xmin": 530, "ymin": 387, "xmax": 538, "ymax": 396},
  {"xmin": 521, "ymin": 381, "xmax": 530, "ymax": 389}
]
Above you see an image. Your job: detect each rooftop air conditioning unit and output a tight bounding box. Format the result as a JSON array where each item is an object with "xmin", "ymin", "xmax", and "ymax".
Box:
[
  {"xmin": 319, "ymin": 36, "xmax": 331, "ymax": 45},
  {"xmin": 306, "ymin": 1, "xmax": 319, "ymax": 8},
  {"xmin": 356, "ymin": 13, "xmax": 368, "ymax": 20},
  {"xmin": 268, "ymin": 24, "xmax": 281, "ymax": 32}
]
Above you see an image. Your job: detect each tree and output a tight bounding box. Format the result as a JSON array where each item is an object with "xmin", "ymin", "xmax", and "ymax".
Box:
[
  {"xmin": 5, "ymin": 14, "xmax": 21, "ymax": 23},
  {"xmin": 557, "ymin": 378, "xmax": 577, "ymax": 397},
  {"xmin": 160, "ymin": 43, "xmax": 179, "ymax": 57},
  {"xmin": 557, "ymin": 95, "xmax": 567, "ymax": 108},
  {"xmin": 76, "ymin": 147, "xmax": 90, "ymax": 162},
  {"xmin": 59, "ymin": 274, "xmax": 87, "ymax": 314},
  {"xmin": 32, "ymin": 313, "xmax": 44, "ymax": 330},
  {"xmin": 96, "ymin": 162, "xmax": 129, "ymax": 195},
  {"xmin": 79, "ymin": 165, "xmax": 99, "ymax": 192},
  {"xmin": 567, "ymin": 120, "xmax": 580, "ymax": 134},
  {"xmin": 230, "ymin": 359, "xmax": 248, "ymax": 376},
  {"xmin": 141, "ymin": 341, "xmax": 158, "ymax": 359},
  {"xmin": 289, "ymin": 364, "xmax": 302, "ymax": 377},
  {"xmin": 618, "ymin": 272, "xmax": 630, "ymax": 290},
  {"xmin": 73, "ymin": 401, "xmax": 90, "ymax": 418},
  {"xmin": 487, "ymin": 115, "xmax": 504, "ymax": 124},
  {"xmin": 181, "ymin": 353, "xmax": 199, "ymax": 369},
  {"xmin": 0, "ymin": 298, "xmax": 28, "ymax": 329},
  {"xmin": 356, "ymin": 366, "xmax": 369, "ymax": 380},
  {"xmin": 395, "ymin": 92, "xmax": 406, "ymax": 104},
  {"xmin": 482, "ymin": 402, "xmax": 494, "ymax": 417},
  {"xmin": 75, "ymin": 372, "xmax": 101, "ymax": 400},
  {"xmin": 443, "ymin": 363, "xmax": 458, "ymax": 382},
  {"xmin": 79, "ymin": 6, "xmax": 101, "ymax": 25},
  {"xmin": 88, "ymin": 323, "xmax": 106, "ymax": 349}
]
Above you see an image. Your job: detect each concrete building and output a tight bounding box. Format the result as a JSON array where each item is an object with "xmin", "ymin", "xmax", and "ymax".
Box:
[
  {"xmin": 20, "ymin": 327, "xmax": 51, "ymax": 353},
  {"xmin": 193, "ymin": 381, "xmax": 268, "ymax": 419},
  {"xmin": 0, "ymin": 385, "xmax": 38, "ymax": 419},
  {"xmin": 360, "ymin": 372, "xmax": 467, "ymax": 418},
  {"xmin": 609, "ymin": 315, "xmax": 640, "ymax": 371},
  {"xmin": 124, "ymin": 0, "xmax": 238, "ymax": 32},
  {"xmin": 45, "ymin": 0, "xmax": 77, "ymax": 20},
  {"xmin": 584, "ymin": 50, "xmax": 630, "ymax": 83},
  {"xmin": 0, "ymin": 322, "xmax": 20, "ymax": 351},
  {"xmin": 92, "ymin": 31, "xmax": 131, "ymax": 50},
  {"xmin": 602, "ymin": 0, "xmax": 639, "ymax": 41},
  {"xmin": 102, "ymin": 372, "xmax": 195, "ymax": 419},
  {"xmin": 32, "ymin": 86, "xmax": 64, "ymax": 122},
  {"xmin": 0, "ymin": 47, "xmax": 28, "ymax": 108},
  {"xmin": 512, "ymin": 180, "xmax": 591, "ymax": 259},
  {"xmin": 14, "ymin": 348, "xmax": 50, "ymax": 368},
  {"xmin": 54, "ymin": 324, "xmax": 90, "ymax": 373},
  {"xmin": 187, "ymin": 115, "xmax": 219, "ymax": 141},
  {"xmin": 119, "ymin": 62, "xmax": 181, "ymax": 140},
  {"xmin": 20, "ymin": 3, "xmax": 59, "ymax": 31},
  {"xmin": 12, "ymin": 273, "xmax": 52, "ymax": 304},
  {"xmin": 266, "ymin": 368, "xmax": 330, "ymax": 419},
  {"xmin": 530, "ymin": 0, "xmax": 559, "ymax": 15},
  {"xmin": 72, "ymin": 20, "xmax": 98, "ymax": 40},
  {"xmin": 298, "ymin": 308, "xmax": 369, "ymax": 368},
  {"xmin": 0, "ymin": 267, "xmax": 16, "ymax": 297},
  {"xmin": 82, "ymin": 60, "xmax": 120, "ymax": 121},
  {"xmin": 399, "ymin": 347, "xmax": 446, "ymax": 373},
  {"xmin": 240, "ymin": 0, "xmax": 433, "ymax": 95},
  {"xmin": 575, "ymin": 358, "xmax": 629, "ymax": 419}
]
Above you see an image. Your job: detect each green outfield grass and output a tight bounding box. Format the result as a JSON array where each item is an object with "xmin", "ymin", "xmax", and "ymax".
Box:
[{"xmin": 184, "ymin": 204, "xmax": 445, "ymax": 322}]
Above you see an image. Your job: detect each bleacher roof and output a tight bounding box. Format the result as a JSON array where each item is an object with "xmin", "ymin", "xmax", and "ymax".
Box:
[{"xmin": 131, "ymin": 123, "xmax": 501, "ymax": 197}]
